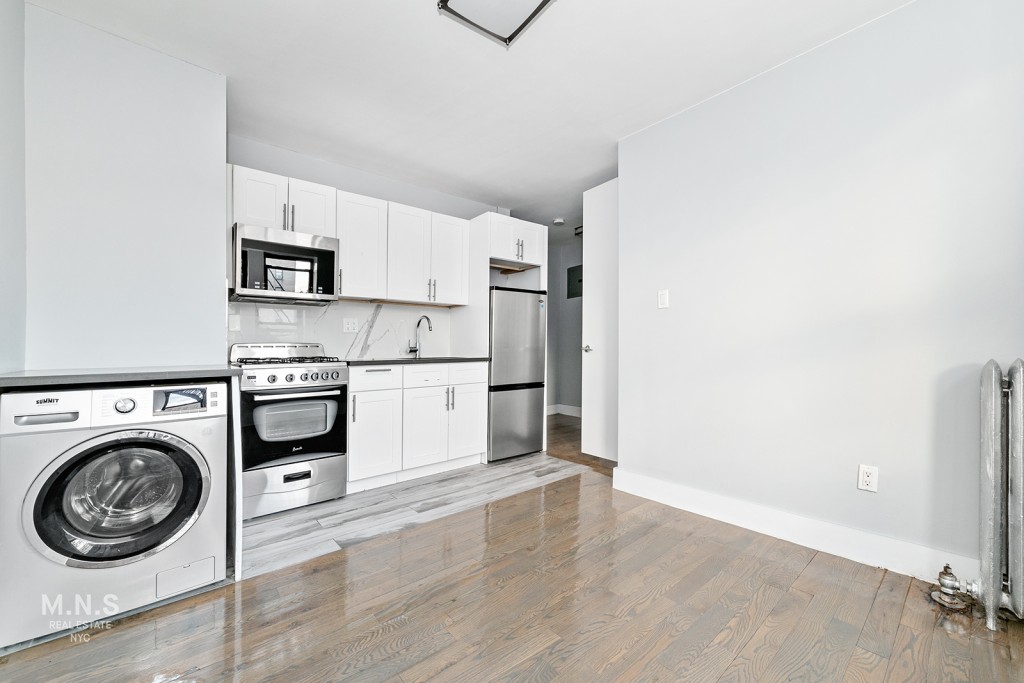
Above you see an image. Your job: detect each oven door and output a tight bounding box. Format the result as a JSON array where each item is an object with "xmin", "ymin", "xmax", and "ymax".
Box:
[{"xmin": 240, "ymin": 387, "xmax": 347, "ymax": 471}]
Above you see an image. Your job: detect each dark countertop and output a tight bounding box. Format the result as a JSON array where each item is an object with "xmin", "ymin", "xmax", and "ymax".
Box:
[
  {"xmin": 347, "ymin": 357, "xmax": 489, "ymax": 366},
  {"xmin": 0, "ymin": 365, "xmax": 242, "ymax": 390}
]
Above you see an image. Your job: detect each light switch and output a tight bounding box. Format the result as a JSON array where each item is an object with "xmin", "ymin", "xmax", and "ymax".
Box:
[
  {"xmin": 657, "ymin": 290, "xmax": 670, "ymax": 309},
  {"xmin": 343, "ymin": 318, "xmax": 358, "ymax": 333}
]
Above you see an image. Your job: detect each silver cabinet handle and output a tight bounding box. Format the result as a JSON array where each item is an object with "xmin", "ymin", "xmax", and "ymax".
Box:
[
  {"xmin": 583, "ymin": 345, "xmax": 593, "ymax": 352},
  {"xmin": 339, "ymin": 268, "xmax": 343, "ymax": 295},
  {"xmin": 432, "ymin": 279, "xmax": 437, "ymax": 301},
  {"xmin": 427, "ymin": 279, "xmax": 432, "ymax": 300},
  {"xmin": 365, "ymin": 368, "xmax": 392, "ymax": 373},
  {"xmin": 283, "ymin": 203, "xmax": 288, "ymax": 230},
  {"xmin": 451, "ymin": 385, "xmax": 455, "ymax": 410},
  {"xmin": 352, "ymin": 395, "xmax": 357, "ymax": 422},
  {"xmin": 291, "ymin": 204, "xmax": 296, "ymax": 231},
  {"xmin": 445, "ymin": 386, "xmax": 450, "ymax": 411}
]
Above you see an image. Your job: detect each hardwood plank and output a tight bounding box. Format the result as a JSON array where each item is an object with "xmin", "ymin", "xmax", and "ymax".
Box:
[
  {"xmin": 927, "ymin": 625, "xmax": 971, "ymax": 683},
  {"xmin": 898, "ymin": 579, "xmax": 938, "ymax": 633},
  {"xmin": 859, "ymin": 571, "xmax": 912, "ymax": 658},
  {"xmin": 716, "ymin": 587, "xmax": 813, "ymax": 683},
  {"xmin": 842, "ymin": 647, "xmax": 889, "ymax": 683},
  {"xmin": 970, "ymin": 633, "xmax": 1011, "ymax": 683},
  {"xmin": 883, "ymin": 625, "xmax": 931, "ymax": 683}
]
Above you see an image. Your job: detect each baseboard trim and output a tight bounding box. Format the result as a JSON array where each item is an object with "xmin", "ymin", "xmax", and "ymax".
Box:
[
  {"xmin": 612, "ymin": 468, "xmax": 979, "ymax": 581},
  {"xmin": 546, "ymin": 404, "xmax": 582, "ymax": 417}
]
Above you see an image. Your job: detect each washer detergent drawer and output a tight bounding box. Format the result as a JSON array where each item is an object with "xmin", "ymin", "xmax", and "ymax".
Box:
[{"xmin": 242, "ymin": 455, "xmax": 347, "ymax": 519}]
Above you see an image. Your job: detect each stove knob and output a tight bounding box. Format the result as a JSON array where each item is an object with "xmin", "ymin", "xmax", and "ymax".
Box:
[
  {"xmin": 331, "ymin": 371, "xmax": 341, "ymax": 380},
  {"xmin": 310, "ymin": 372, "xmax": 319, "ymax": 381},
  {"xmin": 300, "ymin": 373, "xmax": 309, "ymax": 382},
  {"xmin": 114, "ymin": 398, "xmax": 136, "ymax": 414},
  {"xmin": 267, "ymin": 374, "xmax": 277, "ymax": 384},
  {"xmin": 322, "ymin": 374, "xmax": 331, "ymax": 382},
  {"xmin": 285, "ymin": 374, "xmax": 295, "ymax": 383}
]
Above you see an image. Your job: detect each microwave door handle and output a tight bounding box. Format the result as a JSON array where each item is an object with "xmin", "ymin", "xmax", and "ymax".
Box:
[{"xmin": 252, "ymin": 389, "xmax": 342, "ymax": 402}]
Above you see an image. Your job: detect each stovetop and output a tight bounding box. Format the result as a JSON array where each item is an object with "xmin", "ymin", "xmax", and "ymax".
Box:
[
  {"xmin": 230, "ymin": 343, "xmax": 348, "ymax": 391},
  {"xmin": 235, "ymin": 356, "xmax": 341, "ymax": 366}
]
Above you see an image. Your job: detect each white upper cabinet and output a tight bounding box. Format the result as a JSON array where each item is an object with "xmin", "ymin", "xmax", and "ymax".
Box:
[
  {"xmin": 430, "ymin": 213, "xmax": 469, "ymax": 306},
  {"xmin": 288, "ymin": 178, "xmax": 336, "ymax": 237},
  {"xmin": 386, "ymin": 203, "xmax": 469, "ymax": 305},
  {"xmin": 337, "ymin": 190, "xmax": 388, "ymax": 299},
  {"xmin": 231, "ymin": 166, "xmax": 336, "ymax": 237},
  {"xmin": 232, "ymin": 166, "xmax": 289, "ymax": 230},
  {"xmin": 386, "ymin": 202, "xmax": 433, "ymax": 303},
  {"xmin": 488, "ymin": 213, "xmax": 544, "ymax": 266}
]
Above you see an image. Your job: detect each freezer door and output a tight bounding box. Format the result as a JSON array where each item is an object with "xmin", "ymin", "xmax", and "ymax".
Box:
[
  {"xmin": 489, "ymin": 289, "xmax": 546, "ymax": 386},
  {"xmin": 488, "ymin": 386, "xmax": 545, "ymax": 461}
]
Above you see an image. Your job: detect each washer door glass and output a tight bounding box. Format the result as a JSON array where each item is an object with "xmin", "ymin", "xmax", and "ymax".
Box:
[{"xmin": 31, "ymin": 432, "xmax": 209, "ymax": 566}]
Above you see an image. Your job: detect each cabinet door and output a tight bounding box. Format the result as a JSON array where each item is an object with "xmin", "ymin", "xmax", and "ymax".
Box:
[
  {"xmin": 232, "ymin": 166, "xmax": 289, "ymax": 230},
  {"xmin": 448, "ymin": 383, "xmax": 488, "ymax": 459},
  {"xmin": 402, "ymin": 386, "xmax": 449, "ymax": 470},
  {"xmin": 338, "ymin": 190, "xmax": 388, "ymax": 299},
  {"xmin": 430, "ymin": 214, "xmax": 469, "ymax": 305},
  {"xmin": 489, "ymin": 214, "xmax": 518, "ymax": 261},
  {"xmin": 289, "ymin": 178, "xmax": 336, "ymax": 237},
  {"xmin": 517, "ymin": 221, "xmax": 545, "ymax": 265},
  {"xmin": 387, "ymin": 202, "xmax": 432, "ymax": 302},
  {"xmin": 348, "ymin": 389, "xmax": 403, "ymax": 480}
]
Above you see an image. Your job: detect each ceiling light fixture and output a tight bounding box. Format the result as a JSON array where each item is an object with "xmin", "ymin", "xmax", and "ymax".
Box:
[
  {"xmin": 552, "ymin": 218, "xmax": 565, "ymax": 226},
  {"xmin": 438, "ymin": 0, "xmax": 556, "ymax": 46}
]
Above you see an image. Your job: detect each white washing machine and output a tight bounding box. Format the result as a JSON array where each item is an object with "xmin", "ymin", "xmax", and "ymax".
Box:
[{"xmin": 0, "ymin": 382, "xmax": 228, "ymax": 649}]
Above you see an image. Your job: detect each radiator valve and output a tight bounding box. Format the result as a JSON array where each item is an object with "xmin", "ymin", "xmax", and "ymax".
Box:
[{"xmin": 932, "ymin": 564, "xmax": 974, "ymax": 611}]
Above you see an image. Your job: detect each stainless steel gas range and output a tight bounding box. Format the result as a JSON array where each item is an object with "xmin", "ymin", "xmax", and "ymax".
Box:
[{"xmin": 229, "ymin": 343, "xmax": 349, "ymax": 519}]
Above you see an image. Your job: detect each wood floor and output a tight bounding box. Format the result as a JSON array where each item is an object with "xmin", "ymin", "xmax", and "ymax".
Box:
[
  {"xmin": 2, "ymin": 418, "xmax": 1022, "ymax": 682},
  {"xmin": 243, "ymin": 454, "xmax": 590, "ymax": 577}
]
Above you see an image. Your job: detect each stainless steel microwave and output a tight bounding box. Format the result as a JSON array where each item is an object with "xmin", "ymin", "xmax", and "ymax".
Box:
[{"xmin": 230, "ymin": 224, "xmax": 340, "ymax": 306}]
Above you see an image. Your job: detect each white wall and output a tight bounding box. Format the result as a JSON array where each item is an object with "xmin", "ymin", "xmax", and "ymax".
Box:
[
  {"xmin": 0, "ymin": 0, "xmax": 25, "ymax": 373},
  {"xmin": 229, "ymin": 135, "xmax": 497, "ymax": 220},
  {"xmin": 23, "ymin": 6, "xmax": 227, "ymax": 369},
  {"xmin": 547, "ymin": 241, "xmax": 583, "ymax": 409},
  {"xmin": 616, "ymin": 0, "xmax": 1024, "ymax": 578}
]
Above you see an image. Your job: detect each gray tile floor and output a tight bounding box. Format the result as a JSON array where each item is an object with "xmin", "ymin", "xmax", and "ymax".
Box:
[{"xmin": 241, "ymin": 454, "xmax": 589, "ymax": 577}]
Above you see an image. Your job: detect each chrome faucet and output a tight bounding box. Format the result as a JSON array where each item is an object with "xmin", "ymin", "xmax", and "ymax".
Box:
[{"xmin": 409, "ymin": 315, "xmax": 433, "ymax": 359}]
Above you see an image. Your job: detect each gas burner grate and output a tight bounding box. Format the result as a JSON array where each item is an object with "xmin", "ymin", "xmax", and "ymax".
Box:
[{"xmin": 235, "ymin": 356, "xmax": 342, "ymax": 365}]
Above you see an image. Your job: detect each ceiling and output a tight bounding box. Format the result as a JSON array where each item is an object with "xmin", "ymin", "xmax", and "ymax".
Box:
[{"xmin": 30, "ymin": 0, "xmax": 912, "ymax": 244}]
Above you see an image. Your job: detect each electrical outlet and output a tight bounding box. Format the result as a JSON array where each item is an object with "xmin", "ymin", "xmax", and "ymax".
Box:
[
  {"xmin": 858, "ymin": 464, "xmax": 879, "ymax": 492},
  {"xmin": 658, "ymin": 289, "xmax": 670, "ymax": 309},
  {"xmin": 343, "ymin": 318, "xmax": 358, "ymax": 333}
]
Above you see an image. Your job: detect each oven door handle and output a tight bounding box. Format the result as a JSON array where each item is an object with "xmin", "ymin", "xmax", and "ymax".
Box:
[{"xmin": 252, "ymin": 389, "xmax": 342, "ymax": 402}]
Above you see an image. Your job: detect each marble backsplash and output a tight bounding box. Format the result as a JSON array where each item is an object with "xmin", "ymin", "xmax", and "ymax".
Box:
[{"xmin": 228, "ymin": 300, "xmax": 452, "ymax": 361}]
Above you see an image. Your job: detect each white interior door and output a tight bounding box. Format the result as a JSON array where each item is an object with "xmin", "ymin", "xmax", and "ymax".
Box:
[{"xmin": 581, "ymin": 178, "xmax": 618, "ymax": 462}]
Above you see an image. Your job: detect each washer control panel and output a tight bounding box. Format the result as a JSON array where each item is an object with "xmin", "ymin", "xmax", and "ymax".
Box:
[{"xmin": 93, "ymin": 383, "xmax": 227, "ymax": 426}]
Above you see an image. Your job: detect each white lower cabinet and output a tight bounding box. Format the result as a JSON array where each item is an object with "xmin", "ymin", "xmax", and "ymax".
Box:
[
  {"xmin": 350, "ymin": 364, "xmax": 489, "ymax": 489},
  {"xmin": 399, "ymin": 366, "xmax": 487, "ymax": 473},
  {"xmin": 448, "ymin": 382, "xmax": 487, "ymax": 459},
  {"xmin": 402, "ymin": 385, "xmax": 450, "ymax": 470},
  {"xmin": 348, "ymin": 388, "xmax": 403, "ymax": 480}
]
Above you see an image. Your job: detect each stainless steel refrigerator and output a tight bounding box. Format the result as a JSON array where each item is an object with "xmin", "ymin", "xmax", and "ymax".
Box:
[{"xmin": 488, "ymin": 286, "xmax": 547, "ymax": 461}]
